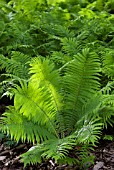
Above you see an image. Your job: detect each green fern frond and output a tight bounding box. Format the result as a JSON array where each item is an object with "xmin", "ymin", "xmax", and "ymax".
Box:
[
  {"xmin": 29, "ymin": 58, "xmax": 63, "ymax": 116},
  {"xmin": 0, "ymin": 52, "xmax": 31, "ymax": 79},
  {"xmin": 98, "ymin": 106, "xmax": 114, "ymax": 128},
  {"xmin": 0, "ymin": 51, "xmax": 31, "ymax": 97},
  {"xmin": 13, "ymin": 80, "xmax": 56, "ymax": 129},
  {"xmin": 0, "ymin": 74, "xmax": 24, "ymax": 99},
  {"xmin": 1, "ymin": 0, "xmax": 114, "ymax": 168},
  {"xmin": 82, "ymin": 92, "xmax": 103, "ymax": 116},
  {"xmin": 60, "ymin": 30, "xmax": 90, "ymax": 56},
  {"xmin": 50, "ymin": 51, "xmax": 71, "ymax": 67},
  {"xmin": 29, "ymin": 57, "xmax": 61, "ymax": 88},
  {"xmin": 11, "ymin": 51, "xmax": 31, "ymax": 64},
  {"xmin": 76, "ymin": 30, "xmax": 90, "ymax": 41},
  {"xmin": 63, "ymin": 48, "xmax": 100, "ymax": 131},
  {"xmin": 21, "ymin": 136, "xmax": 76, "ymax": 166},
  {"xmin": 61, "ymin": 37, "xmax": 80, "ymax": 56},
  {"xmin": 21, "ymin": 143, "xmax": 92, "ymax": 167},
  {"xmin": 2, "ymin": 58, "xmax": 63, "ymax": 139},
  {"xmin": 0, "ymin": 49, "xmax": 106, "ymax": 167},
  {"xmin": 102, "ymin": 50, "xmax": 114, "ymax": 79},
  {"xmin": 1, "ymin": 106, "xmax": 56, "ymax": 143},
  {"xmin": 75, "ymin": 116, "xmax": 102, "ymax": 145},
  {"xmin": 101, "ymin": 81, "xmax": 114, "ymax": 94},
  {"xmin": 51, "ymin": 24, "xmax": 75, "ymax": 38},
  {"xmin": 21, "ymin": 115, "xmax": 102, "ymax": 166},
  {"xmin": 97, "ymin": 94, "xmax": 114, "ymax": 128},
  {"xmin": 21, "ymin": 145, "xmax": 44, "ymax": 166}
]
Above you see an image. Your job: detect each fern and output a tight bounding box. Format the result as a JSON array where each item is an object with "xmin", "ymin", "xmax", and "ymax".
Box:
[
  {"xmin": 0, "ymin": 52, "xmax": 31, "ymax": 79},
  {"xmin": 0, "ymin": 37, "xmax": 114, "ymax": 168},
  {"xmin": 0, "ymin": 51, "xmax": 31, "ymax": 97},
  {"xmin": 102, "ymin": 49, "xmax": 114, "ymax": 79},
  {"xmin": 61, "ymin": 37, "xmax": 80, "ymax": 56},
  {"xmin": 1, "ymin": 0, "xmax": 114, "ymax": 168},
  {"xmin": 63, "ymin": 48, "xmax": 100, "ymax": 132},
  {"xmin": 20, "ymin": 117, "xmax": 102, "ymax": 166},
  {"xmin": 0, "ymin": 49, "xmax": 105, "ymax": 167},
  {"xmin": 21, "ymin": 116, "xmax": 102, "ymax": 166},
  {"xmin": 1, "ymin": 106, "xmax": 56, "ymax": 143},
  {"xmin": 1, "ymin": 58, "xmax": 63, "ymax": 138}
]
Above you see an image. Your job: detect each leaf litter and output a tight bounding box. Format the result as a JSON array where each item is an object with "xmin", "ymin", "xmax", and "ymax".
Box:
[{"xmin": 1, "ymin": 138, "xmax": 114, "ymax": 170}]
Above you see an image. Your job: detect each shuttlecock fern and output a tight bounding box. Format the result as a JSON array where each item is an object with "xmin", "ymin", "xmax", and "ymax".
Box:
[{"xmin": 0, "ymin": 48, "xmax": 112, "ymax": 167}]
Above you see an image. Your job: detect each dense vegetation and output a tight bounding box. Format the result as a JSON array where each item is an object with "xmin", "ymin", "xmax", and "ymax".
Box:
[{"xmin": 0, "ymin": 0, "xmax": 114, "ymax": 169}]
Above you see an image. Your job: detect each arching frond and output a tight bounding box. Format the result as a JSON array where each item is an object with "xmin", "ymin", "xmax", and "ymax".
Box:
[
  {"xmin": 13, "ymin": 80, "xmax": 58, "ymax": 127},
  {"xmin": 1, "ymin": 58, "xmax": 63, "ymax": 140},
  {"xmin": 21, "ymin": 115, "xmax": 102, "ymax": 166},
  {"xmin": 1, "ymin": 106, "xmax": 56, "ymax": 143},
  {"xmin": 29, "ymin": 57, "xmax": 61, "ymax": 89},
  {"xmin": 63, "ymin": 48, "xmax": 100, "ymax": 131}
]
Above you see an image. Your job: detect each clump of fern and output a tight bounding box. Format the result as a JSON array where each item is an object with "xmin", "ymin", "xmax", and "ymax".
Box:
[{"xmin": 1, "ymin": 47, "xmax": 114, "ymax": 168}]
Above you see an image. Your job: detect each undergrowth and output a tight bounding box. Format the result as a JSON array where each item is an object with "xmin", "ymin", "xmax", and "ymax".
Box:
[{"xmin": 0, "ymin": 0, "xmax": 114, "ymax": 168}]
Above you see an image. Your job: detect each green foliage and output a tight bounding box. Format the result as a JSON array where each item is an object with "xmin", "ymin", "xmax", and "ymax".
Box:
[
  {"xmin": 1, "ymin": 106, "xmax": 56, "ymax": 143},
  {"xmin": 0, "ymin": 0, "xmax": 114, "ymax": 168},
  {"xmin": 103, "ymin": 135, "xmax": 113, "ymax": 141},
  {"xmin": 0, "ymin": 52, "xmax": 30, "ymax": 79},
  {"xmin": 0, "ymin": 131, "xmax": 5, "ymax": 141},
  {"xmin": 0, "ymin": 52, "xmax": 31, "ymax": 97},
  {"xmin": 1, "ymin": 50, "xmax": 113, "ymax": 167}
]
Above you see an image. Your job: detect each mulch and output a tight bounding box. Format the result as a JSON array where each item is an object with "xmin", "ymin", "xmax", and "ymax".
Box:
[
  {"xmin": 91, "ymin": 141, "xmax": 114, "ymax": 170},
  {"xmin": 1, "ymin": 135, "xmax": 114, "ymax": 170}
]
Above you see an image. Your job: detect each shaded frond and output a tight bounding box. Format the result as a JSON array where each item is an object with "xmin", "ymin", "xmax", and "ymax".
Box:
[
  {"xmin": 0, "ymin": 52, "xmax": 31, "ymax": 79},
  {"xmin": 51, "ymin": 24, "xmax": 75, "ymax": 38},
  {"xmin": 0, "ymin": 74, "xmax": 21, "ymax": 99},
  {"xmin": 60, "ymin": 31, "xmax": 90, "ymax": 56},
  {"xmin": 102, "ymin": 49, "xmax": 114, "ymax": 79},
  {"xmin": 50, "ymin": 51, "xmax": 71, "ymax": 67},
  {"xmin": 101, "ymin": 81, "xmax": 114, "ymax": 94},
  {"xmin": 98, "ymin": 106, "xmax": 114, "ymax": 128},
  {"xmin": 82, "ymin": 92, "xmax": 103, "ymax": 116},
  {"xmin": 97, "ymin": 94, "xmax": 114, "ymax": 128},
  {"xmin": 21, "ymin": 137, "xmax": 77, "ymax": 166},
  {"xmin": 61, "ymin": 37, "xmax": 80, "ymax": 56}
]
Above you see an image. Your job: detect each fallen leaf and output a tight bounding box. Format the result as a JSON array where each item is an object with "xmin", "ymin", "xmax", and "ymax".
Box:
[
  {"xmin": 0, "ymin": 156, "xmax": 6, "ymax": 161},
  {"xmin": 93, "ymin": 161, "xmax": 104, "ymax": 170}
]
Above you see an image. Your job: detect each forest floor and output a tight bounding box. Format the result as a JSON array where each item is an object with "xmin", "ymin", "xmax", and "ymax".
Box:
[
  {"xmin": 0, "ymin": 138, "xmax": 114, "ymax": 170},
  {"xmin": 1, "ymin": 104, "xmax": 114, "ymax": 170}
]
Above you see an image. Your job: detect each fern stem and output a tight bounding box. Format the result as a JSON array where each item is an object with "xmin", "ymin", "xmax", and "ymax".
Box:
[{"xmin": 59, "ymin": 60, "xmax": 74, "ymax": 72}]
